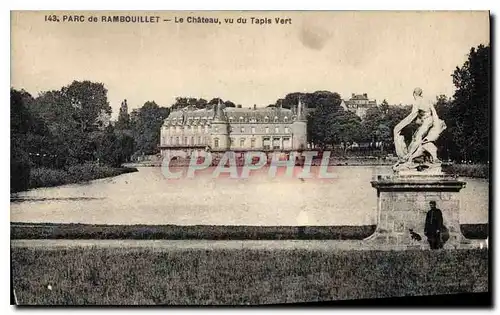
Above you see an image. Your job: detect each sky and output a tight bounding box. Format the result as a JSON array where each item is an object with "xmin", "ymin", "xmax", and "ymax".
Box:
[{"xmin": 11, "ymin": 11, "xmax": 490, "ymax": 118}]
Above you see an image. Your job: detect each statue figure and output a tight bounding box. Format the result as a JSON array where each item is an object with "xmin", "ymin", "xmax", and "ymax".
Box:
[
  {"xmin": 181, "ymin": 107, "xmax": 188, "ymax": 124},
  {"xmin": 393, "ymin": 88, "xmax": 447, "ymax": 172}
]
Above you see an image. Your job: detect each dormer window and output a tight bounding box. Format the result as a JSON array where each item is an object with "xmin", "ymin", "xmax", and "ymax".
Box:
[
  {"xmin": 229, "ymin": 117, "xmax": 234, "ymax": 123},
  {"xmin": 284, "ymin": 116, "xmax": 288, "ymax": 122},
  {"xmin": 274, "ymin": 116, "xmax": 278, "ymax": 123},
  {"xmin": 264, "ymin": 116, "xmax": 269, "ymax": 123},
  {"xmin": 239, "ymin": 116, "xmax": 244, "ymax": 123}
]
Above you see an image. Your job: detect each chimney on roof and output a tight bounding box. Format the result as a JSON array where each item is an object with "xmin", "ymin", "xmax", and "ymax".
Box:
[
  {"xmin": 363, "ymin": 93, "xmax": 367, "ymax": 98},
  {"xmin": 253, "ymin": 104, "xmax": 256, "ymax": 110},
  {"xmin": 352, "ymin": 93, "xmax": 355, "ymax": 98},
  {"xmin": 237, "ymin": 104, "xmax": 242, "ymax": 108}
]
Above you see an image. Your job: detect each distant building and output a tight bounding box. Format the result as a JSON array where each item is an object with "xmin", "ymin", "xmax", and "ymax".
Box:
[
  {"xmin": 159, "ymin": 99, "xmax": 308, "ymax": 157},
  {"xmin": 341, "ymin": 93, "xmax": 377, "ymax": 119}
]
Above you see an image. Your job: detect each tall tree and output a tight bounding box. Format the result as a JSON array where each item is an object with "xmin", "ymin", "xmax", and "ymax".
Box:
[
  {"xmin": 60, "ymin": 81, "xmax": 112, "ymax": 132},
  {"xmin": 306, "ymin": 92, "xmax": 344, "ymax": 148},
  {"xmin": 94, "ymin": 125, "xmax": 135, "ymax": 167},
  {"xmin": 449, "ymin": 44, "xmax": 490, "ymax": 162},
  {"xmin": 361, "ymin": 102, "xmax": 412, "ymax": 152},
  {"xmin": 30, "ymin": 81, "xmax": 112, "ymax": 165},
  {"xmin": 11, "ymin": 89, "xmax": 34, "ymax": 192},
  {"xmin": 330, "ymin": 110, "xmax": 363, "ymax": 154},
  {"xmin": 115, "ymin": 99, "xmax": 130, "ymax": 130},
  {"xmin": 130, "ymin": 101, "xmax": 170, "ymax": 156}
]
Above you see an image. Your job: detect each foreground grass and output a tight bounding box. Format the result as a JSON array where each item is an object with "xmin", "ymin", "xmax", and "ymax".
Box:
[
  {"xmin": 11, "ymin": 246, "xmax": 488, "ymax": 305},
  {"xmin": 27, "ymin": 164, "xmax": 138, "ymax": 190}
]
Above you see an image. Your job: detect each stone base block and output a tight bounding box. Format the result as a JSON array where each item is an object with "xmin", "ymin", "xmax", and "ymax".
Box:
[{"xmin": 365, "ymin": 174, "xmax": 466, "ymax": 248}]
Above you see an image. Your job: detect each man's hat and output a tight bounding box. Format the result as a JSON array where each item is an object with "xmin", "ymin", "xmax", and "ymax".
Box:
[{"xmin": 413, "ymin": 87, "xmax": 423, "ymax": 96}]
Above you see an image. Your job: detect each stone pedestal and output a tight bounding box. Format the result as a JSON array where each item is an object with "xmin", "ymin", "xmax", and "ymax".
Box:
[{"xmin": 366, "ymin": 174, "xmax": 466, "ymax": 249}]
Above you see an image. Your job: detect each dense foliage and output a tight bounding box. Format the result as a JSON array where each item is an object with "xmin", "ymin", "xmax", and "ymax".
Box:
[{"xmin": 11, "ymin": 81, "xmax": 140, "ymax": 192}]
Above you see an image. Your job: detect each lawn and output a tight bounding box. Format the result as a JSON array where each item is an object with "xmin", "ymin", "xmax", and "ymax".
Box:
[{"xmin": 11, "ymin": 245, "xmax": 489, "ymax": 305}]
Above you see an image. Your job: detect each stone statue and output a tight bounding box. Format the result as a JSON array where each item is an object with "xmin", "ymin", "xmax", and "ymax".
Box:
[{"xmin": 393, "ymin": 88, "xmax": 447, "ymax": 172}]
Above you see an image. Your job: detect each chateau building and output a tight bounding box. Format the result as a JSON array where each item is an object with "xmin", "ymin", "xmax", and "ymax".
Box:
[
  {"xmin": 341, "ymin": 93, "xmax": 377, "ymax": 119},
  {"xmin": 160, "ymin": 100, "xmax": 308, "ymax": 158}
]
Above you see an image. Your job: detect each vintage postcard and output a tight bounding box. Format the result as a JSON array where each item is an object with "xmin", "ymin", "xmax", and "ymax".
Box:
[{"xmin": 10, "ymin": 10, "xmax": 490, "ymax": 306}]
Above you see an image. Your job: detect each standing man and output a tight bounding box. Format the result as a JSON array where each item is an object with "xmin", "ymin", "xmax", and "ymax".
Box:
[{"xmin": 424, "ymin": 201, "xmax": 444, "ymax": 249}]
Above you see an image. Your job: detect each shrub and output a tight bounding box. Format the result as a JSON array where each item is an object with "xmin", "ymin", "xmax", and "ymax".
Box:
[
  {"xmin": 29, "ymin": 168, "xmax": 71, "ymax": 189},
  {"xmin": 443, "ymin": 164, "xmax": 489, "ymax": 178},
  {"xmin": 26, "ymin": 165, "xmax": 137, "ymax": 191},
  {"xmin": 11, "ymin": 147, "xmax": 31, "ymax": 193}
]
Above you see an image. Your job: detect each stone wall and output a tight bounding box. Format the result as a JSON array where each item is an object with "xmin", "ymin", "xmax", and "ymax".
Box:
[{"xmin": 368, "ymin": 175, "xmax": 466, "ymax": 249}]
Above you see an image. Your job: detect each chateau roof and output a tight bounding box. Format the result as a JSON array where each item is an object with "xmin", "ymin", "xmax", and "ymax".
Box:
[
  {"xmin": 344, "ymin": 99, "xmax": 377, "ymax": 106},
  {"xmin": 164, "ymin": 106, "xmax": 296, "ymax": 126}
]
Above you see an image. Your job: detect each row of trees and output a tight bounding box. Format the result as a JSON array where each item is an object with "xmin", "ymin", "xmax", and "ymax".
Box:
[
  {"xmin": 169, "ymin": 97, "xmax": 237, "ymax": 111},
  {"xmin": 11, "ymin": 81, "xmax": 172, "ymax": 191},
  {"xmin": 285, "ymin": 44, "xmax": 489, "ymax": 163},
  {"xmin": 11, "ymin": 43, "xmax": 489, "ymax": 191}
]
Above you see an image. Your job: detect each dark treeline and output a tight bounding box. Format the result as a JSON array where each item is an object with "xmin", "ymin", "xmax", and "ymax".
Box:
[
  {"xmin": 10, "ymin": 81, "xmax": 170, "ymax": 192},
  {"xmin": 11, "ymin": 44, "xmax": 489, "ymax": 191}
]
